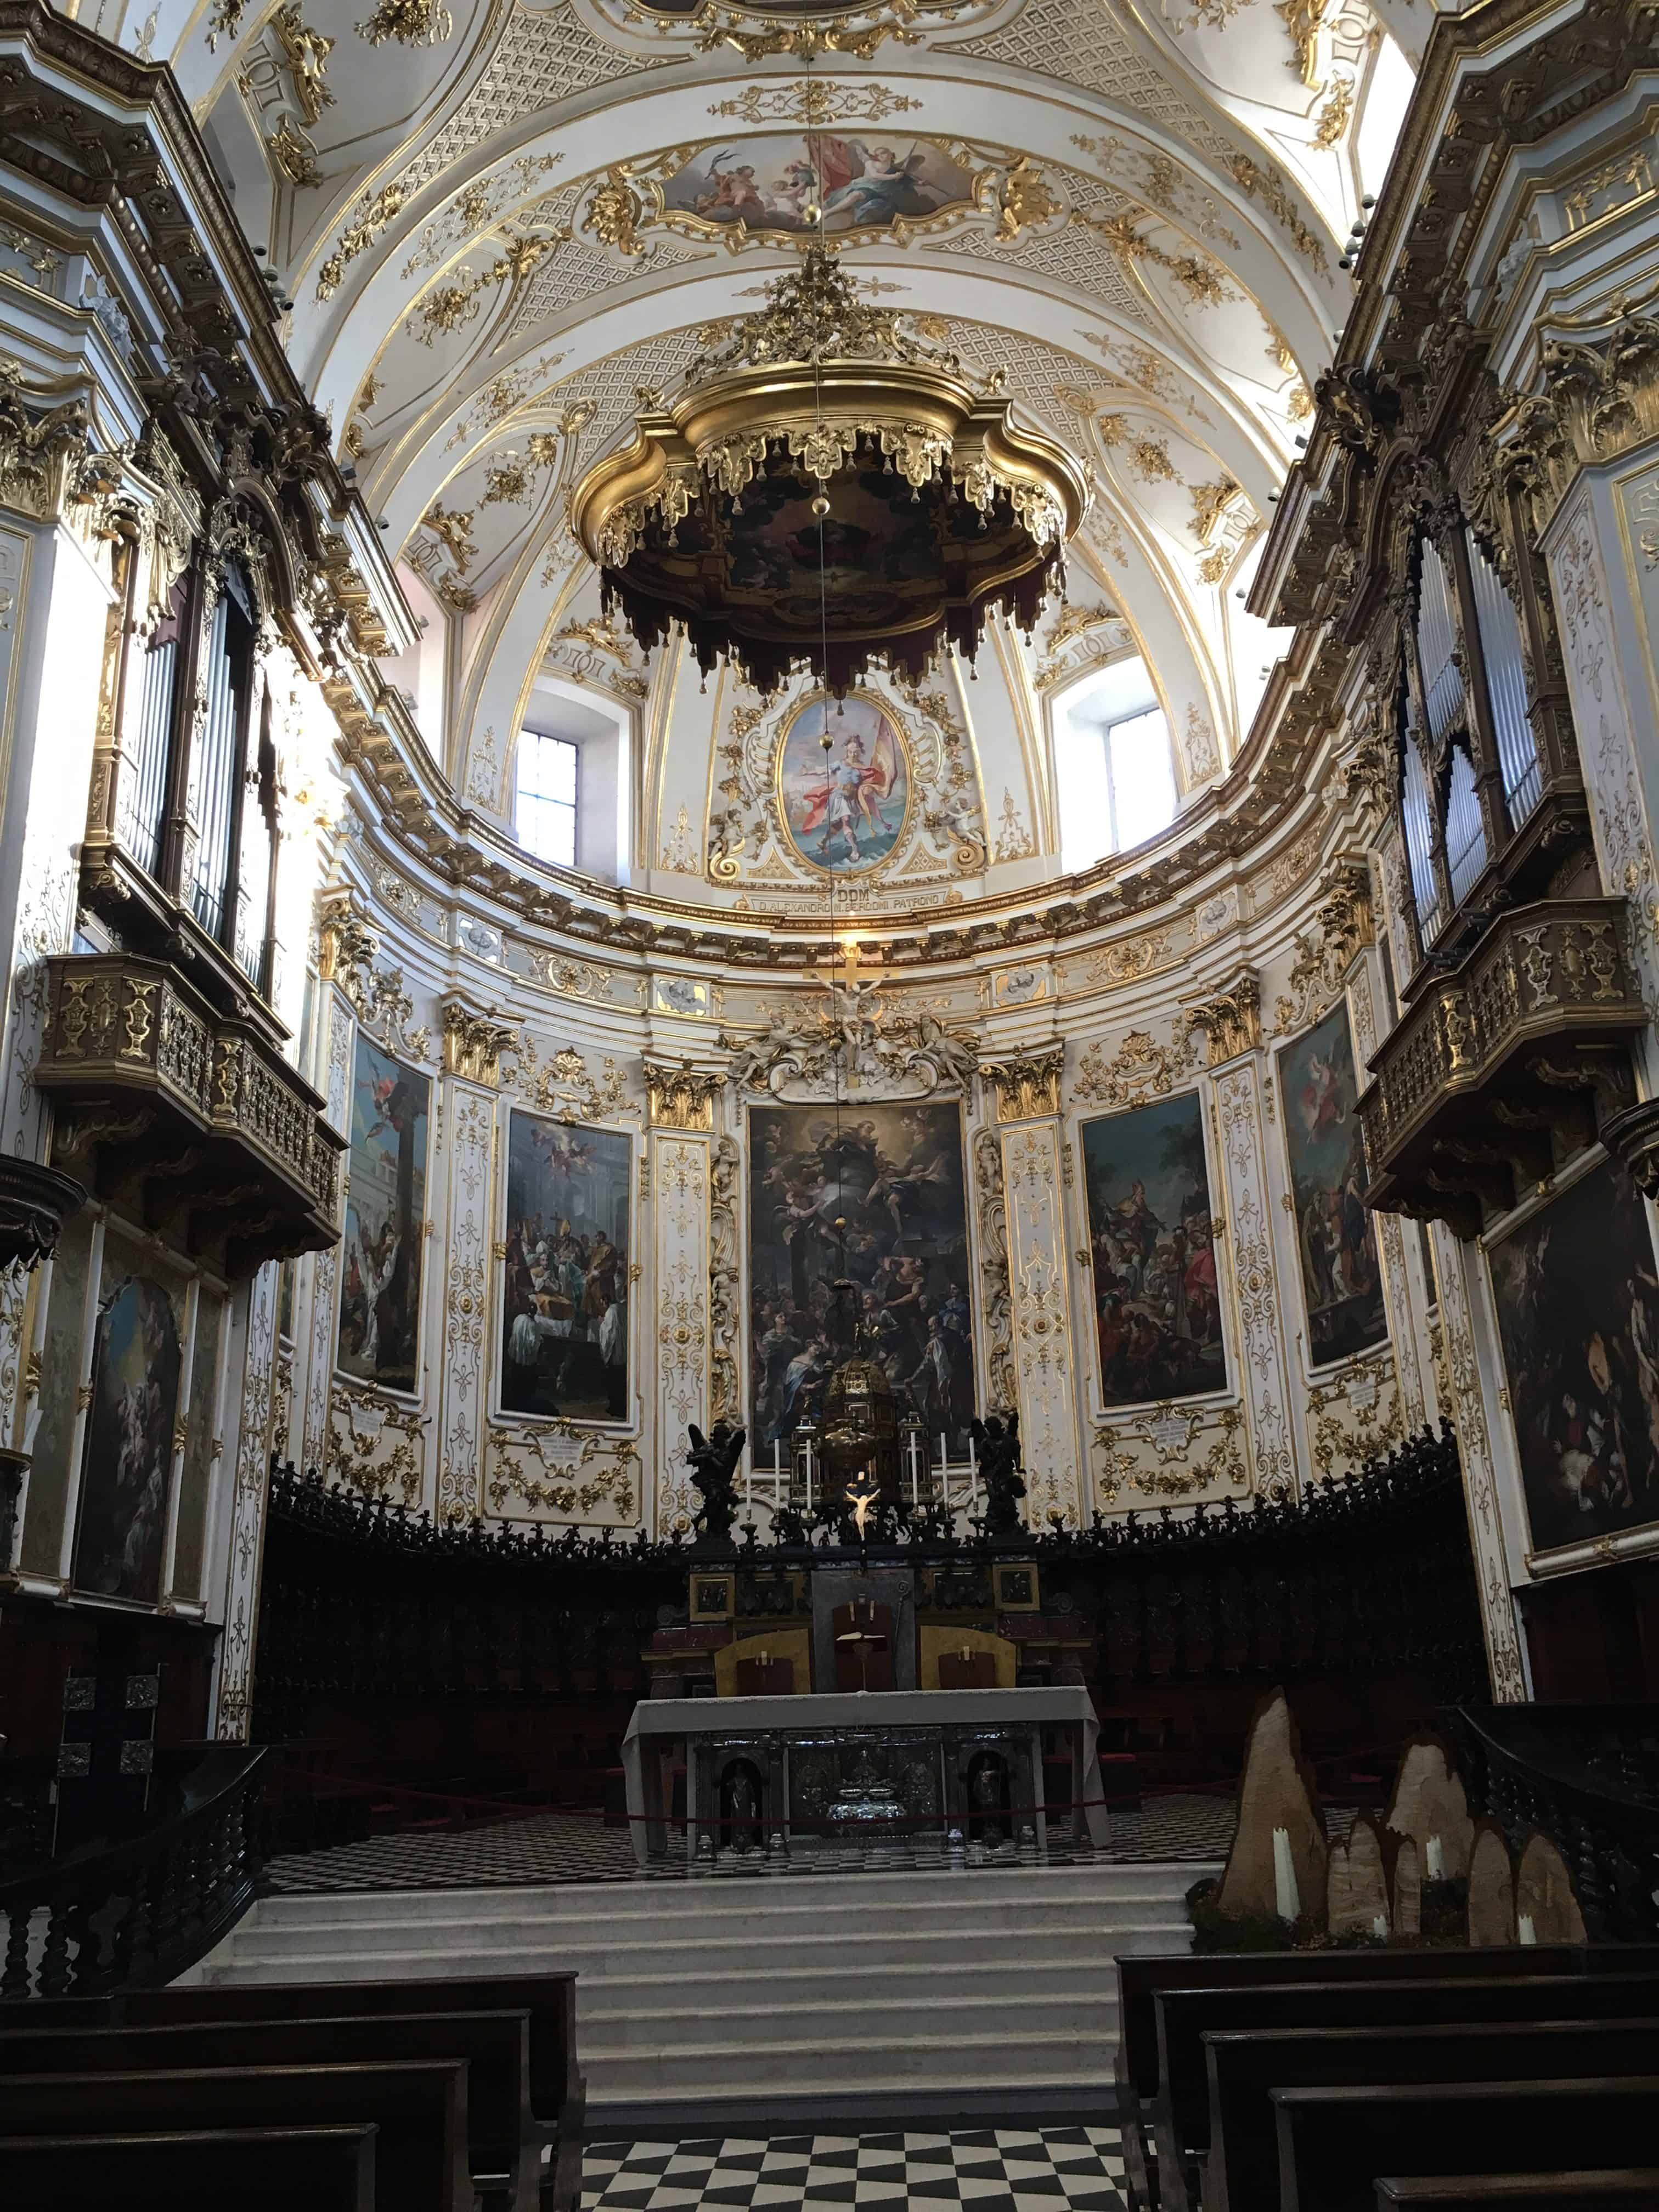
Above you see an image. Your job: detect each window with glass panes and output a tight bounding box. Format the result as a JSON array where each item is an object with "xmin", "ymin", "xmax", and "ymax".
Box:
[{"xmin": 516, "ymin": 731, "xmax": 578, "ymax": 868}]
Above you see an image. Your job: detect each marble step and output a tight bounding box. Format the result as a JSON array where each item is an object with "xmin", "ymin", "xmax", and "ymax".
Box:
[
  {"xmin": 243, "ymin": 1863, "xmax": 1190, "ymax": 1927},
  {"xmin": 198, "ymin": 1921, "xmax": 1193, "ymax": 1991},
  {"xmin": 582, "ymin": 1975, "xmax": 1127, "ymax": 2047},
  {"xmin": 583, "ymin": 2020, "xmax": 1125, "ymax": 2102}
]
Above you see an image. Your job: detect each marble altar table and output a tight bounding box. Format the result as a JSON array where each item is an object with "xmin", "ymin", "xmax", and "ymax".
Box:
[{"xmin": 620, "ymin": 1686, "xmax": 1110, "ymax": 1866}]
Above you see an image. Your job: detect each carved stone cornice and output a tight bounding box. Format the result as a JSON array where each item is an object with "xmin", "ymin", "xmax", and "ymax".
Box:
[
  {"xmin": 1500, "ymin": 306, "xmax": 1659, "ymax": 532},
  {"xmin": 645, "ymin": 1059, "xmax": 723, "ymax": 1130},
  {"xmin": 980, "ymin": 1043, "xmax": 1064, "ymax": 1122},
  {"xmin": 441, "ymin": 997, "xmax": 515, "ymax": 1087},
  {"xmin": 1183, "ymin": 969, "xmax": 1261, "ymax": 1068}
]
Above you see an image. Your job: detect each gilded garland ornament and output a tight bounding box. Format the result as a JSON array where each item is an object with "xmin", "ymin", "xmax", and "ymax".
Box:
[{"xmin": 570, "ymin": 246, "xmax": 1088, "ymax": 696}]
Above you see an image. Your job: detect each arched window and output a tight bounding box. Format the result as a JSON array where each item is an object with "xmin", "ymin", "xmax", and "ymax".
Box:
[{"xmin": 1054, "ymin": 658, "xmax": 1178, "ymax": 874}]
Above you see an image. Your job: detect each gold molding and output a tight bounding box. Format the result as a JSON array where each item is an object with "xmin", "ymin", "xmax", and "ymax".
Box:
[
  {"xmin": 645, "ymin": 1059, "xmax": 723, "ymax": 1129},
  {"xmin": 1183, "ymin": 968, "xmax": 1261, "ymax": 1067},
  {"xmin": 980, "ymin": 1042, "xmax": 1064, "ymax": 1121},
  {"xmin": 440, "ymin": 997, "xmax": 516, "ymax": 1086}
]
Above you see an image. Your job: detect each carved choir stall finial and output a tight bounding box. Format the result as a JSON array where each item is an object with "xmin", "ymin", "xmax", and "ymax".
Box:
[
  {"xmin": 970, "ymin": 1410, "xmax": 1026, "ymax": 1538},
  {"xmin": 645, "ymin": 1060, "xmax": 724, "ymax": 1130},
  {"xmin": 980, "ymin": 1043, "xmax": 1065, "ymax": 1122}
]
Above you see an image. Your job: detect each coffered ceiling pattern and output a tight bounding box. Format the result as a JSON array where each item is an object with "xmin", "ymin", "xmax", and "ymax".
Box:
[{"xmin": 137, "ymin": 0, "xmax": 1414, "ymax": 889}]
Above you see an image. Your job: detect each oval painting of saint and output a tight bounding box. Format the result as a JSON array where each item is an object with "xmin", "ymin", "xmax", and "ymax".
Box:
[{"xmin": 776, "ymin": 692, "xmax": 910, "ymax": 875}]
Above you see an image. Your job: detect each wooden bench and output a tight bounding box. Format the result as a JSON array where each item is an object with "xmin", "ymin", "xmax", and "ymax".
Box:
[
  {"xmin": 0, "ymin": 2008, "xmax": 537, "ymax": 2211},
  {"xmin": 0, "ymin": 2123, "xmax": 378, "ymax": 2211},
  {"xmin": 1273, "ymin": 2079, "xmax": 1659, "ymax": 2212},
  {"xmin": 22, "ymin": 1969, "xmax": 584, "ymax": 2209},
  {"xmin": 1154, "ymin": 1971, "xmax": 1659, "ymax": 2209},
  {"xmin": 1203, "ymin": 2017, "xmax": 1659, "ymax": 2212},
  {"xmin": 1114, "ymin": 1946, "xmax": 1609, "ymax": 2212},
  {"xmin": 1376, "ymin": 2179, "xmax": 1659, "ymax": 2209},
  {"xmin": 0, "ymin": 2058, "xmax": 470, "ymax": 2212}
]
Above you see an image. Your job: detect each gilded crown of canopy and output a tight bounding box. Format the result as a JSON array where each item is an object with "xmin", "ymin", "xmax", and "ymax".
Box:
[{"xmin": 570, "ymin": 247, "xmax": 1087, "ymax": 698}]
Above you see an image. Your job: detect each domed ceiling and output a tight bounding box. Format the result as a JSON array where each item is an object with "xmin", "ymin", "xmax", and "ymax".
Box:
[{"xmin": 172, "ymin": 0, "xmax": 1417, "ymax": 908}]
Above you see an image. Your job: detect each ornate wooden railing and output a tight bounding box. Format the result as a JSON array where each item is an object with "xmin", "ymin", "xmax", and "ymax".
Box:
[
  {"xmin": 1358, "ymin": 896, "xmax": 1645, "ymax": 1234},
  {"xmin": 1448, "ymin": 1702, "xmax": 1659, "ymax": 1943},
  {"xmin": 0, "ymin": 1744, "xmax": 266, "ymax": 2002}
]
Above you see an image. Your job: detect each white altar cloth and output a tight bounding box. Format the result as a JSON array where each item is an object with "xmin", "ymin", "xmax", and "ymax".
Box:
[{"xmin": 620, "ymin": 1686, "xmax": 1109, "ymax": 1865}]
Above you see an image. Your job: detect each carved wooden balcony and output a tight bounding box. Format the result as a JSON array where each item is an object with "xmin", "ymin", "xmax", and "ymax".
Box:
[
  {"xmin": 1357, "ymin": 897, "xmax": 1646, "ymax": 1237},
  {"xmin": 33, "ymin": 955, "xmax": 344, "ymax": 1276}
]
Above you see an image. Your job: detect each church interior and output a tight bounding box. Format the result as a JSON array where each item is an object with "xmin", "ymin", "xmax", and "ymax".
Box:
[{"xmin": 3, "ymin": 0, "xmax": 1659, "ymax": 2200}]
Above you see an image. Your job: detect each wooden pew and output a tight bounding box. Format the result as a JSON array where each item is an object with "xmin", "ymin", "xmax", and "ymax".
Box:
[
  {"xmin": 1114, "ymin": 1946, "xmax": 1604, "ymax": 2212},
  {"xmin": 1376, "ymin": 2180, "xmax": 1659, "ymax": 2209},
  {"xmin": 22, "ymin": 1968, "xmax": 585, "ymax": 2210},
  {"xmin": 1154, "ymin": 1971, "xmax": 1659, "ymax": 2209},
  {"xmin": 0, "ymin": 2058, "xmax": 470, "ymax": 2212},
  {"xmin": 0, "ymin": 2010, "xmax": 537, "ymax": 2212},
  {"xmin": 0, "ymin": 2124, "xmax": 378, "ymax": 2211},
  {"xmin": 1203, "ymin": 2017, "xmax": 1659, "ymax": 2212},
  {"xmin": 1273, "ymin": 2079, "xmax": 1659, "ymax": 2212}
]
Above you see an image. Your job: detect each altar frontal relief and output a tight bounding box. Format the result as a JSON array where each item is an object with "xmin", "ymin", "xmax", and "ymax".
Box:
[
  {"xmin": 337, "ymin": 1037, "xmax": 429, "ymax": 1394},
  {"xmin": 1279, "ymin": 1003, "xmax": 1386, "ymax": 1365},
  {"xmin": 1081, "ymin": 1091, "xmax": 1224, "ymax": 1410},
  {"xmin": 1487, "ymin": 1157, "xmax": 1659, "ymax": 1555},
  {"xmin": 777, "ymin": 692, "xmax": 910, "ymax": 876},
  {"xmin": 748, "ymin": 1102, "xmax": 975, "ymax": 1449},
  {"xmin": 74, "ymin": 1277, "xmax": 181, "ymax": 1604},
  {"xmin": 500, "ymin": 1110, "xmax": 631, "ymax": 1422}
]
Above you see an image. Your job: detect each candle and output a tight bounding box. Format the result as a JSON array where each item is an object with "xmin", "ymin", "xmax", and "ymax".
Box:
[
  {"xmin": 1426, "ymin": 1833, "xmax": 1444, "ymax": 1881},
  {"xmin": 1272, "ymin": 1826, "xmax": 1300, "ymax": 1921},
  {"xmin": 1370, "ymin": 1912, "xmax": 1388, "ymax": 1939},
  {"xmin": 774, "ymin": 1438, "xmax": 782, "ymax": 1485},
  {"xmin": 1518, "ymin": 1912, "xmax": 1537, "ymax": 1945}
]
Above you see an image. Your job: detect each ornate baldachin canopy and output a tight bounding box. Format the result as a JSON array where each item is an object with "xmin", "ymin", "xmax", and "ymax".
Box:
[{"xmin": 571, "ymin": 247, "xmax": 1089, "ymax": 697}]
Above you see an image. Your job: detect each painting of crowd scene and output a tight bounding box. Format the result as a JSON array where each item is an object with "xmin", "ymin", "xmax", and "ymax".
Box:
[
  {"xmin": 74, "ymin": 1276, "xmax": 182, "ymax": 1604},
  {"xmin": 662, "ymin": 134, "xmax": 972, "ymax": 238},
  {"xmin": 337, "ymin": 1037, "xmax": 429, "ymax": 1395},
  {"xmin": 1487, "ymin": 1158, "xmax": 1659, "ymax": 1554},
  {"xmin": 1081, "ymin": 1092, "xmax": 1225, "ymax": 1409},
  {"xmin": 499, "ymin": 1110, "xmax": 631, "ymax": 1422},
  {"xmin": 1279, "ymin": 1005, "xmax": 1387, "ymax": 1365},
  {"xmin": 748, "ymin": 1103, "xmax": 976, "ymax": 1451}
]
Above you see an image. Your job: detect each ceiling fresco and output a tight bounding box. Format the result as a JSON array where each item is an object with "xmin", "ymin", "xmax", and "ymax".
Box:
[{"xmin": 128, "ymin": 0, "xmax": 1416, "ymax": 894}]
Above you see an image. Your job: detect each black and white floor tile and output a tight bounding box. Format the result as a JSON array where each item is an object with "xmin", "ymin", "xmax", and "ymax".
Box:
[
  {"xmin": 263, "ymin": 1794, "xmax": 1238, "ymax": 1893},
  {"xmin": 580, "ymin": 2128, "xmax": 1128, "ymax": 2212}
]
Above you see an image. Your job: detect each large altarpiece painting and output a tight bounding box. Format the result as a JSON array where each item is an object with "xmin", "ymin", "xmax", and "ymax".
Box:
[
  {"xmin": 74, "ymin": 1276, "xmax": 181, "ymax": 1604},
  {"xmin": 499, "ymin": 1110, "xmax": 633, "ymax": 1423},
  {"xmin": 747, "ymin": 1102, "xmax": 976, "ymax": 1451},
  {"xmin": 1487, "ymin": 1156, "xmax": 1659, "ymax": 1554}
]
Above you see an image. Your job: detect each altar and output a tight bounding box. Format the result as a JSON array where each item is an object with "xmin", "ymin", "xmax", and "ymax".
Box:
[{"xmin": 620, "ymin": 1686, "xmax": 1111, "ymax": 1867}]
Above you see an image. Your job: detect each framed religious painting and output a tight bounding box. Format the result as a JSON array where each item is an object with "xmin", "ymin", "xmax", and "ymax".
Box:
[
  {"xmin": 1486, "ymin": 1154, "xmax": 1659, "ymax": 1558},
  {"xmin": 1079, "ymin": 1090, "xmax": 1227, "ymax": 1412},
  {"xmin": 746, "ymin": 1099, "xmax": 976, "ymax": 1454},
  {"xmin": 72, "ymin": 1272, "xmax": 183, "ymax": 1605},
  {"xmin": 775, "ymin": 690, "xmax": 912, "ymax": 877},
  {"xmin": 1276, "ymin": 1002, "xmax": 1388, "ymax": 1367},
  {"xmin": 498, "ymin": 1107, "xmax": 633, "ymax": 1423},
  {"xmin": 336, "ymin": 1035, "xmax": 430, "ymax": 1395}
]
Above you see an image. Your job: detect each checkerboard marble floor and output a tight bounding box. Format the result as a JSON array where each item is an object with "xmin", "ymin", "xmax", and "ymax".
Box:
[
  {"xmin": 580, "ymin": 2128, "xmax": 1128, "ymax": 2212},
  {"xmin": 263, "ymin": 1793, "xmax": 1239, "ymax": 1892}
]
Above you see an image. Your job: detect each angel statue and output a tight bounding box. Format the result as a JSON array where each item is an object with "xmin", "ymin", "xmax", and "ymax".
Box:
[
  {"xmin": 687, "ymin": 1419, "xmax": 747, "ymax": 1549},
  {"xmin": 970, "ymin": 1410, "xmax": 1026, "ymax": 1539}
]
